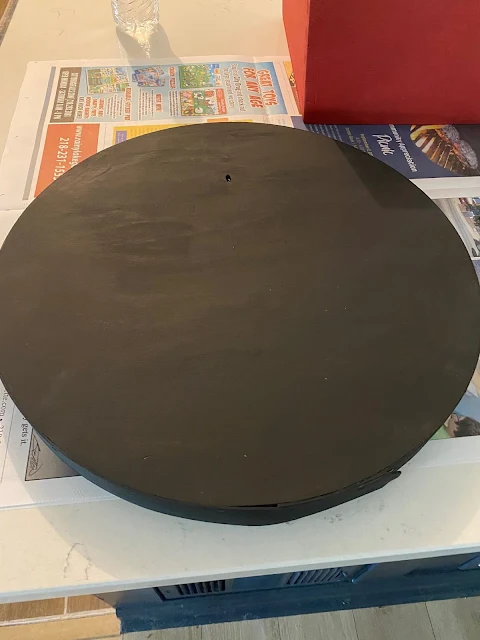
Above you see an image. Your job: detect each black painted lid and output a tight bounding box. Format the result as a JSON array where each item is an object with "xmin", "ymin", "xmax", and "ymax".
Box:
[{"xmin": 0, "ymin": 123, "xmax": 478, "ymax": 523}]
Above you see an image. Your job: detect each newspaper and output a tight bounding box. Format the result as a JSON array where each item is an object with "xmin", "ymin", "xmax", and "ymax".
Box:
[
  {"xmin": 1, "ymin": 56, "xmax": 480, "ymax": 511},
  {"xmin": 0, "ymin": 57, "xmax": 299, "ymax": 211}
]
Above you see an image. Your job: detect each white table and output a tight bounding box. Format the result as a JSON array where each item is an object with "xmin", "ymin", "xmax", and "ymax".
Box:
[{"xmin": 1, "ymin": 0, "xmax": 480, "ymax": 606}]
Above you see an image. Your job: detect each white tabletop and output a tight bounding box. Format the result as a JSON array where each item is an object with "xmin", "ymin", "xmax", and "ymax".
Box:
[
  {"xmin": 1, "ymin": 0, "xmax": 480, "ymax": 605},
  {"xmin": 0, "ymin": 0, "xmax": 288, "ymax": 156}
]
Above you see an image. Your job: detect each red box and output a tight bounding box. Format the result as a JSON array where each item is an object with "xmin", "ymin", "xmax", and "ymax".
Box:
[{"xmin": 283, "ymin": 0, "xmax": 480, "ymax": 124}]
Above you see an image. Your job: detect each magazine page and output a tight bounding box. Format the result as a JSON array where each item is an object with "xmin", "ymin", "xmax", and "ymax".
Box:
[{"xmin": 299, "ymin": 123, "xmax": 480, "ymax": 199}]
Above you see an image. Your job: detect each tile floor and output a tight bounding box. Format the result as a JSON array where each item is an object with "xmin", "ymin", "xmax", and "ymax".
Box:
[
  {"xmin": 123, "ymin": 598, "xmax": 480, "ymax": 640},
  {"xmin": 1, "ymin": 596, "xmax": 479, "ymax": 639}
]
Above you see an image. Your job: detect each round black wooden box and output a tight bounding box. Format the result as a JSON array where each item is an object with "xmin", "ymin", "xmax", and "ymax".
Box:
[{"xmin": 0, "ymin": 123, "xmax": 478, "ymax": 524}]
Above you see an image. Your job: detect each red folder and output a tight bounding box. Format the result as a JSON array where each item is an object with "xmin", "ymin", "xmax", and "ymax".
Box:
[{"xmin": 283, "ymin": 0, "xmax": 480, "ymax": 123}]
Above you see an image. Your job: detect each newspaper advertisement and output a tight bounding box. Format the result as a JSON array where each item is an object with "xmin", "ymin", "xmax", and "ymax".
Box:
[
  {"xmin": 1, "ymin": 57, "xmax": 480, "ymax": 511},
  {"xmin": 0, "ymin": 57, "xmax": 298, "ymax": 211}
]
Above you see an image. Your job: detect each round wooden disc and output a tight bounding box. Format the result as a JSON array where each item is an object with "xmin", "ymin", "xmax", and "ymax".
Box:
[{"xmin": 0, "ymin": 123, "xmax": 478, "ymax": 523}]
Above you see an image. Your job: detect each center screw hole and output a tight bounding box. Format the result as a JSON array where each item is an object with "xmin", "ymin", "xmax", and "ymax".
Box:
[{"xmin": 225, "ymin": 174, "xmax": 232, "ymax": 182}]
